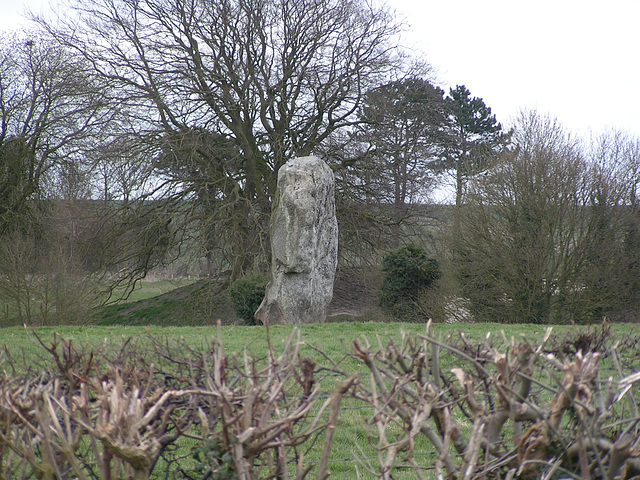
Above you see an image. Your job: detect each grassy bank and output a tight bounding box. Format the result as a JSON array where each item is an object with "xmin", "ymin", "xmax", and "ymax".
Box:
[
  {"xmin": 2, "ymin": 321, "xmax": 638, "ymax": 368},
  {"xmin": 111, "ymin": 278, "xmax": 197, "ymax": 303}
]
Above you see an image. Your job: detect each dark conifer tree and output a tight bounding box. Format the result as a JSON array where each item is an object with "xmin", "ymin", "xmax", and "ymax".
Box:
[{"xmin": 447, "ymin": 85, "xmax": 510, "ymax": 207}]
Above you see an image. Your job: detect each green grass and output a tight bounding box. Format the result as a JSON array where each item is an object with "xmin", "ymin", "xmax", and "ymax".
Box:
[
  {"xmin": 2, "ymin": 321, "xmax": 638, "ymax": 379},
  {"xmin": 2, "ymin": 310, "xmax": 640, "ymax": 479},
  {"xmin": 110, "ymin": 278, "xmax": 197, "ymax": 303}
]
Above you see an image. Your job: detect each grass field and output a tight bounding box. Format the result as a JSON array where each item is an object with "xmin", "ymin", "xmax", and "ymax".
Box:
[
  {"xmin": 5, "ymin": 320, "xmax": 637, "ymax": 361},
  {"xmin": 2, "ymin": 279, "xmax": 640, "ymax": 479},
  {"xmin": 3, "ymin": 320, "xmax": 639, "ymax": 377}
]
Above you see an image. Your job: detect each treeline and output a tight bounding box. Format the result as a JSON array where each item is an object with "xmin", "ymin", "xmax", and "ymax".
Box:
[
  {"xmin": 1, "ymin": 0, "xmax": 640, "ymax": 325},
  {"xmin": 451, "ymin": 114, "xmax": 640, "ymax": 324}
]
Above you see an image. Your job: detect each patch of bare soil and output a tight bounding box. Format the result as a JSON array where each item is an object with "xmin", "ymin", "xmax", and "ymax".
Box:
[{"xmin": 328, "ymin": 266, "xmax": 383, "ymax": 318}]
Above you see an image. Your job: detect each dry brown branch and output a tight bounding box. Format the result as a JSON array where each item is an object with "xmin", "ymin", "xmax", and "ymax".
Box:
[
  {"xmin": 352, "ymin": 323, "xmax": 640, "ymax": 479},
  {"xmin": 3, "ymin": 325, "xmax": 640, "ymax": 479},
  {"xmin": 0, "ymin": 328, "xmax": 356, "ymax": 479}
]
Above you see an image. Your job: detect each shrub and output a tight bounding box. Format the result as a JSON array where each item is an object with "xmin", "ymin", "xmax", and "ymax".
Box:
[
  {"xmin": 379, "ymin": 245, "xmax": 441, "ymax": 319},
  {"xmin": 352, "ymin": 322, "xmax": 640, "ymax": 480},
  {"xmin": 229, "ymin": 274, "xmax": 267, "ymax": 325},
  {"xmin": 0, "ymin": 329, "xmax": 351, "ymax": 480},
  {"xmin": 0, "ymin": 232, "xmax": 100, "ymax": 326}
]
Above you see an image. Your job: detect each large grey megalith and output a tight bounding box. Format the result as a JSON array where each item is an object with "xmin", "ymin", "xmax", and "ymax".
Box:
[{"xmin": 255, "ymin": 156, "xmax": 338, "ymax": 325}]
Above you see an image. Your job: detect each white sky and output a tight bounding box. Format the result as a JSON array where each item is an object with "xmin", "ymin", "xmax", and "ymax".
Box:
[
  {"xmin": 392, "ymin": 0, "xmax": 640, "ymax": 137},
  {"xmin": 1, "ymin": 0, "xmax": 639, "ymax": 138}
]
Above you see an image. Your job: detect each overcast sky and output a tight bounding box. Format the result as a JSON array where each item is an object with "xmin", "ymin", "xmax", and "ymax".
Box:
[
  {"xmin": 2, "ymin": 0, "xmax": 639, "ymax": 138},
  {"xmin": 392, "ymin": 0, "xmax": 640, "ymax": 137}
]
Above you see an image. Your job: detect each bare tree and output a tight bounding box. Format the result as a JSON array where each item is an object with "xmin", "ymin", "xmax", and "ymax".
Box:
[
  {"xmin": 0, "ymin": 32, "xmax": 110, "ymax": 235},
  {"xmin": 580, "ymin": 130, "xmax": 640, "ymax": 321},
  {"xmin": 36, "ymin": 0, "xmax": 406, "ymax": 277},
  {"xmin": 450, "ymin": 111, "xmax": 640, "ymax": 323}
]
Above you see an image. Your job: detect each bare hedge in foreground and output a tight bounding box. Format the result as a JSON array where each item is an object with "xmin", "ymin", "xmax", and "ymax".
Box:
[
  {"xmin": 350, "ymin": 322, "xmax": 640, "ymax": 479},
  {"xmin": 0, "ymin": 327, "xmax": 354, "ymax": 480},
  {"xmin": 1, "ymin": 322, "xmax": 640, "ymax": 479}
]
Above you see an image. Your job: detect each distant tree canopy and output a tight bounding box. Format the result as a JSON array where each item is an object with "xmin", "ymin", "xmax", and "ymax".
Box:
[
  {"xmin": 355, "ymin": 77, "xmax": 450, "ymax": 209},
  {"xmin": 336, "ymin": 82, "xmax": 509, "ymax": 214},
  {"xmin": 0, "ymin": 34, "xmax": 109, "ymax": 235}
]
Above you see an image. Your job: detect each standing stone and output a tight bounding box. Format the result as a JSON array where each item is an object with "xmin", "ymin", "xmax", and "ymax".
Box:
[{"xmin": 255, "ymin": 156, "xmax": 338, "ymax": 325}]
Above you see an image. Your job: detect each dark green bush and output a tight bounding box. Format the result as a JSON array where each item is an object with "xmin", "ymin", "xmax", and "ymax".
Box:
[
  {"xmin": 379, "ymin": 245, "xmax": 441, "ymax": 319},
  {"xmin": 191, "ymin": 438, "xmax": 237, "ymax": 479},
  {"xmin": 229, "ymin": 274, "xmax": 267, "ymax": 325}
]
